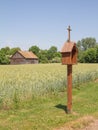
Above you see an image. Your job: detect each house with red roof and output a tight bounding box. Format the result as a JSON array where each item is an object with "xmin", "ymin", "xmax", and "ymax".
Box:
[{"xmin": 10, "ymin": 50, "xmax": 38, "ymax": 64}]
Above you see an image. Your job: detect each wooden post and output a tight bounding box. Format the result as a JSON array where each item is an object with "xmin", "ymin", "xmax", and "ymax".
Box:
[
  {"xmin": 67, "ymin": 26, "xmax": 72, "ymax": 113},
  {"xmin": 67, "ymin": 65, "xmax": 72, "ymax": 113}
]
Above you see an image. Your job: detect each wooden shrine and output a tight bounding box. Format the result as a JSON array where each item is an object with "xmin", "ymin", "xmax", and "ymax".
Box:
[
  {"xmin": 61, "ymin": 27, "xmax": 78, "ymax": 65},
  {"xmin": 61, "ymin": 26, "xmax": 78, "ymax": 113}
]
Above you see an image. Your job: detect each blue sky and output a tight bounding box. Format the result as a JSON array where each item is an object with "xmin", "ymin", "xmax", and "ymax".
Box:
[{"xmin": 0, "ymin": 0, "xmax": 98, "ymax": 50}]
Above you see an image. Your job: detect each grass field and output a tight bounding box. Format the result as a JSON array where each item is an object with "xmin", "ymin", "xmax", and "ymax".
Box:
[{"xmin": 0, "ymin": 63, "xmax": 98, "ymax": 129}]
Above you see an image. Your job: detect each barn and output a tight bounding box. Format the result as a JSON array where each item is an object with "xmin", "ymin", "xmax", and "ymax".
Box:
[{"xmin": 10, "ymin": 50, "xmax": 38, "ymax": 64}]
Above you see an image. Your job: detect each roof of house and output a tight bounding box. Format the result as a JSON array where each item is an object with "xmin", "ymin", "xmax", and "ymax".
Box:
[
  {"xmin": 61, "ymin": 41, "xmax": 76, "ymax": 53},
  {"xmin": 18, "ymin": 51, "xmax": 38, "ymax": 59},
  {"xmin": 10, "ymin": 50, "xmax": 38, "ymax": 59}
]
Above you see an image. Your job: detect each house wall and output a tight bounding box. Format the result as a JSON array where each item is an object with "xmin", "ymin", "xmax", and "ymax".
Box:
[
  {"xmin": 11, "ymin": 52, "xmax": 24, "ymax": 59},
  {"xmin": 11, "ymin": 58, "xmax": 38, "ymax": 65},
  {"xmin": 26, "ymin": 59, "xmax": 38, "ymax": 64},
  {"xmin": 10, "ymin": 58, "xmax": 26, "ymax": 64}
]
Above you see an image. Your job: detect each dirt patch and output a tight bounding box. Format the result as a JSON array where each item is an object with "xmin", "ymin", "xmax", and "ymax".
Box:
[
  {"xmin": 80, "ymin": 120, "xmax": 98, "ymax": 130},
  {"xmin": 95, "ymin": 79, "xmax": 98, "ymax": 82},
  {"xmin": 54, "ymin": 116, "xmax": 98, "ymax": 130}
]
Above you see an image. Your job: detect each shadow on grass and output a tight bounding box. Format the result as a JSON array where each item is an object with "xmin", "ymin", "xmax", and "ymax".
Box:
[{"xmin": 55, "ymin": 104, "xmax": 67, "ymax": 113}]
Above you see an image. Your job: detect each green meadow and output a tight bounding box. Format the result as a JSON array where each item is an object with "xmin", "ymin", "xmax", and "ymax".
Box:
[{"xmin": 0, "ymin": 63, "xmax": 98, "ymax": 130}]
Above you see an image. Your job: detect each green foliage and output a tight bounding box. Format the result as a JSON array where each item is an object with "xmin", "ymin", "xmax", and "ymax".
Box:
[
  {"xmin": 0, "ymin": 47, "xmax": 20, "ymax": 64},
  {"xmin": 51, "ymin": 57, "xmax": 61, "ymax": 63},
  {"xmin": 79, "ymin": 47, "xmax": 98, "ymax": 63},
  {"xmin": 29, "ymin": 45, "xmax": 40, "ymax": 57},
  {"xmin": 38, "ymin": 50, "xmax": 48, "ymax": 63},
  {"xmin": 53, "ymin": 51, "xmax": 61, "ymax": 58},
  {"xmin": 1, "ymin": 46, "xmax": 10, "ymax": 55},
  {"xmin": 77, "ymin": 37, "xmax": 97, "ymax": 51},
  {"xmin": 0, "ymin": 51, "xmax": 10, "ymax": 64},
  {"xmin": 84, "ymin": 48, "xmax": 96, "ymax": 63},
  {"xmin": 77, "ymin": 37, "xmax": 98, "ymax": 63},
  {"xmin": 29, "ymin": 45, "xmax": 61, "ymax": 63},
  {"xmin": 47, "ymin": 46, "xmax": 57, "ymax": 60},
  {"xmin": 96, "ymin": 45, "xmax": 98, "ymax": 62},
  {"xmin": 9, "ymin": 47, "xmax": 21, "ymax": 55}
]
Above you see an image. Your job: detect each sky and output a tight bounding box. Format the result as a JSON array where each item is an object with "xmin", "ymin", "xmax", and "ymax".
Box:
[{"xmin": 0, "ymin": 0, "xmax": 98, "ymax": 50}]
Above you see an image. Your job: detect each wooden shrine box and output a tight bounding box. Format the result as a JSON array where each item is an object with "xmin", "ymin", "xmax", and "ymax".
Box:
[{"xmin": 61, "ymin": 41, "xmax": 78, "ymax": 65}]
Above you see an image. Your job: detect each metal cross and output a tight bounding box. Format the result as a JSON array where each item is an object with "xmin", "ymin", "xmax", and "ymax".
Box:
[{"xmin": 67, "ymin": 26, "xmax": 72, "ymax": 42}]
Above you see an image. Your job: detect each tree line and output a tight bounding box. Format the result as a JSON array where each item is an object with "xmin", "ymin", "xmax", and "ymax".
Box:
[
  {"xmin": 29, "ymin": 46, "xmax": 61, "ymax": 63},
  {"xmin": 0, "ymin": 46, "xmax": 61, "ymax": 64},
  {"xmin": 0, "ymin": 37, "xmax": 98, "ymax": 64}
]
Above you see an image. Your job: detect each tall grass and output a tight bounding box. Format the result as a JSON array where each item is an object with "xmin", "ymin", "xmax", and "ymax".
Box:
[{"xmin": 0, "ymin": 63, "xmax": 98, "ymax": 109}]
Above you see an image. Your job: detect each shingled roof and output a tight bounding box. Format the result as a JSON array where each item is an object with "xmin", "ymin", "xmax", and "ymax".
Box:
[
  {"xmin": 61, "ymin": 42, "xmax": 76, "ymax": 53},
  {"xmin": 18, "ymin": 51, "xmax": 38, "ymax": 59}
]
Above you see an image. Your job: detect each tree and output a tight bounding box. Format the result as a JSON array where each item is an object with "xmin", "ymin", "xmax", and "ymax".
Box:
[
  {"xmin": 38, "ymin": 50, "xmax": 48, "ymax": 63},
  {"xmin": 9, "ymin": 47, "xmax": 21, "ymax": 55},
  {"xmin": 77, "ymin": 37, "xmax": 97, "ymax": 51},
  {"xmin": 1, "ymin": 47, "xmax": 10, "ymax": 55},
  {"xmin": 47, "ymin": 46, "xmax": 57, "ymax": 60},
  {"xmin": 0, "ymin": 51, "xmax": 10, "ymax": 64},
  {"xmin": 78, "ymin": 51, "xmax": 86, "ymax": 63},
  {"xmin": 51, "ymin": 57, "xmax": 61, "ymax": 63},
  {"xmin": 77, "ymin": 40, "xmax": 81, "ymax": 51},
  {"xmin": 29, "ymin": 45, "xmax": 40, "ymax": 57},
  {"xmin": 83, "ymin": 48, "xmax": 96, "ymax": 63},
  {"xmin": 96, "ymin": 45, "xmax": 98, "ymax": 62},
  {"xmin": 53, "ymin": 52, "xmax": 61, "ymax": 58},
  {"xmin": 77, "ymin": 37, "xmax": 98, "ymax": 63},
  {"xmin": 0, "ymin": 47, "xmax": 21, "ymax": 64}
]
